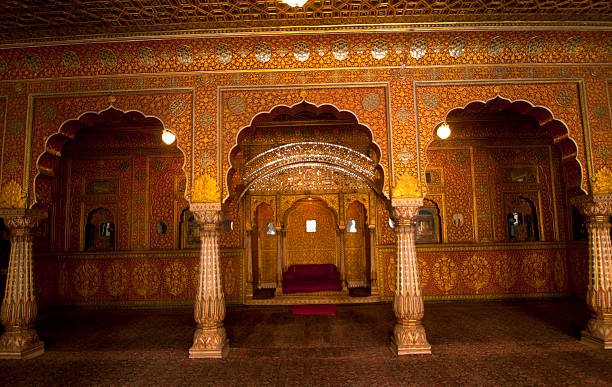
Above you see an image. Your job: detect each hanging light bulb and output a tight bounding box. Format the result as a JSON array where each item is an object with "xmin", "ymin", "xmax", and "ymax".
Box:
[
  {"xmin": 162, "ymin": 130, "xmax": 176, "ymax": 145},
  {"xmin": 282, "ymin": 0, "xmax": 308, "ymax": 7},
  {"xmin": 436, "ymin": 123, "xmax": 451, "ymax": 139}
]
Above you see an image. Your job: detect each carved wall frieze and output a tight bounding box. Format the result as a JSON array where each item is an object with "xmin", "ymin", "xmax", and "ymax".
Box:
[
  {"xmin": 592, "ymin": 167, "xmax": 612, "ymax": 194},
  {"xmin": 0, "ymin": 181, "xmax": 27, "ymax": 209},
  {"xmin": 391, "ymin": 174, "xmax": 422, "ymax": 199},
  {"xmin": 191, "ymin": 174, "xmax": 220, "ymax": 204}
]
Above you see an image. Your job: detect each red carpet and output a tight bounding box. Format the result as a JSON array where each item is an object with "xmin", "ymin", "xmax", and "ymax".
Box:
[{"xmin": 292, "ymin": 304, "xmax": 337, "ymax": 315}]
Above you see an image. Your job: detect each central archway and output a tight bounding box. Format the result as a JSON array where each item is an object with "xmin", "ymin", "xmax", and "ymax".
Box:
[{"xmin": 225, "ymin": 101, "xmax": 388, "ymax": 303}]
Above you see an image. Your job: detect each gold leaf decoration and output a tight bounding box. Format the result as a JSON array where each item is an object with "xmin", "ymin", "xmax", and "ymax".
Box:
[
  {"xmin": 191, "ymin": 174, "xmax": 220, "ymax": 203},
  {"xmin": 0, "ymin": 180, "xmax": 27, "ymax": 208},
  {"xmin": 391, "ymin": 173, "xmax": 421, "ymax": 198},
  {"xmin": 592, "ymin": 166, "xmax": 612, "ymax": 194}
]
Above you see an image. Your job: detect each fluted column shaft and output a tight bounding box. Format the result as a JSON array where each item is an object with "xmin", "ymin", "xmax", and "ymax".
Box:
[
  {"xmin": 574, "ymin": 194, "xmax": 612, "ymax": 349},
  {"xmin": 390, "ymin": 199, "xmax": 431, "ymax": 355},
  {"xmin": 0, "ymin": 208, "xmax": 46, "ymax": 359},
  {"xmin": 189, "ymin": 203, "xmax": 229, "ymax": 358}
]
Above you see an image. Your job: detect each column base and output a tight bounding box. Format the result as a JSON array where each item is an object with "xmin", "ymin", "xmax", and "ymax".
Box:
[
  {"xmin": 0, "ymin": 329, "xmax": 45, "ymax": 359},
  {"xmin": 390, "ymin": 336, "xmax": 431, "ymax": 355},
  {"xmin": 581, "ymin": 332, "xmax": 612, "ymax": 349},
  {"xmin": 389, "ymin": 323, "xmax": 432, "ymax": 355},
  {"xmin": 188, "ymin": 326, "xmax": 229, "ymax": 359},
  {"xmin": 580, "ymin": 317, "xmax": 612, "ymax": 350}
]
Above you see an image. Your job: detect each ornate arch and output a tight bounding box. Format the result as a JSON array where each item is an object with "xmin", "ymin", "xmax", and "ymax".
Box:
[
  {"xmin": 225, "ymin": 100, "xmax": 387, "ymax": 203},
  {"xmin": 422, "ymin": 95, "xmax": 584, "ymax": 195},
  {"xmin": 33, "ymin": 107, "xmax": 188, "ymax": 207}
]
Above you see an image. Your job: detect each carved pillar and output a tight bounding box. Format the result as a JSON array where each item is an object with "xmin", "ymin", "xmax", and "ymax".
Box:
[
  {"xmin": 189, "ymin": 203, "xmax": 229, "ymax": 358},
  {"xmin": 573, "ymin": 194, "xmax": 612, "ymax": 349},
  {"xmin": 276, "ymin": 227, "xmax": 284, "ymax": 295},
  {"xmin": 390, "ymin": 198, "xmax": 431, "ymax": 355},
  {"xmin": 245, "ymin": 228, "xmax": 253, "ymax": 299},
  {"xmin": 338, "ymin": 227, "xmax": 348, "ymax": 290},
  {"xmin": 369, "ymin": 225, "xmax": 379, "ymax": 297},
  {"xmin": 0, "ymin": 208, "xmax": 46, "ymax": 359}
]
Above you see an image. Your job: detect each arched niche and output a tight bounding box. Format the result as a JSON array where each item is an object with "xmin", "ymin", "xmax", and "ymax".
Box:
[
  {"xmin": 179, "ymin": 207, "xmax": 200, "ymax": 249},
  {"xmin": 416, "ymin": 198, "xmax": 441, "ymax": 243},
  {"xmin": 33, "ymin": 107, "xmax": 188, "ymax": 253},
  {"xmin": 424, "ymin": 96, "xmax": 584, "ymax": 244},
  {"xmin": 84, "ymin": 207, "xmax": 115, "ymax": 251}
]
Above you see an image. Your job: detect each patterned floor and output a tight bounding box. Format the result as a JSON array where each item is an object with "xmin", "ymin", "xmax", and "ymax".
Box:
[{"xmin": 1, "ymin": 299, "xmax": 612, "ymax": 386}]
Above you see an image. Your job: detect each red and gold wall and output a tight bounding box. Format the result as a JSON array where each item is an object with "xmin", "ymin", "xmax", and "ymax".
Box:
[{"xmin": 1, "ymin": 27, "xmax": 608, "ymax": 307}]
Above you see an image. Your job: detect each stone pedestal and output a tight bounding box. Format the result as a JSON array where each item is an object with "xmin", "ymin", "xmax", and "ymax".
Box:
[
  {"xmin": 188, "ymin": 203, "xmax": 229, "ymax": 358},
  {"xmin": 389, "ymin": 198, "xmax": 431, "ymax": 355},
  {"xmin": 0, "ymin": 208, "xmax": 46, "ymax": 359},
  {"xmin": 573, "ymin": 194, "xmax": 612, "ymax": 349}
]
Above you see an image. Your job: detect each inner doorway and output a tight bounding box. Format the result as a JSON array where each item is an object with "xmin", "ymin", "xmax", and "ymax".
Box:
[{"xmin": 227, "ymin": 101, "xmax": 385, "ymax": 304}]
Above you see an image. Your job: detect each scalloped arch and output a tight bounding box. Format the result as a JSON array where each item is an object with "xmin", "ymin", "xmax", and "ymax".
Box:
[
  {"xmin": 32, "ymin": 106, "xmax": 188, "ymax": 207},
  {"xmin": 425, "ymin": 96, "xmax": 584, "ymax": 194},
  {"xmin": 226, "ymin": 100, "xmax": 387, "ymax": 202}
]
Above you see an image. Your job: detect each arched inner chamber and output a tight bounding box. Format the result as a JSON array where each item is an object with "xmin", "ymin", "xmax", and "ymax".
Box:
[{"xmin": 228, "ymin": 102, "xmax": 386, "ymax": 300}]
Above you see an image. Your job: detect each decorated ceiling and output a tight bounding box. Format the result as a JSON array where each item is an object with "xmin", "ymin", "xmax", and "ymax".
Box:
[{"xmin": 0, "ymin": 0, "xmax": 611, "ymax": 44}]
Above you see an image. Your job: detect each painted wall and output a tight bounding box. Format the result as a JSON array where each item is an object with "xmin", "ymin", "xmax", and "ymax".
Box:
[{"xmin": 0, "ymin": 28, "xmax": 607, "ymax": 306}]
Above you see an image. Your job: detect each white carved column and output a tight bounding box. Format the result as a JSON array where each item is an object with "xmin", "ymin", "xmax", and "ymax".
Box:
[
  {"xmin": 189, "ymin": 203, "xmax": 229, "ymax": 358},
  {"xmin": 369, "ymin": 226, "xmax": 379, "ymax": 297},
  {"xmin": 390, "ymin": 198, "xmax": 431, "ymax": 355},
  {"xmin": 573, "ymin": 194, "xmax": 612, "ymax": 349},
  {"xmin": 0, "ymin": 208, "xmax": 46, "ymax": 359}
]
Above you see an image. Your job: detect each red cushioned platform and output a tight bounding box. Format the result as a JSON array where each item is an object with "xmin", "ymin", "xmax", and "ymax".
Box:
[{"xmin": 291, "ymin": 304, "xmax": 337, "ymax": 315}]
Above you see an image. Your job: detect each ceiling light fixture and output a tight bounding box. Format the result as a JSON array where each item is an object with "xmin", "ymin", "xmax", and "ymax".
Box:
[
  {"xmin": 282, "ymin": 0, "xmax": 308, "ymax": 7},
  {"xmin": 436, "ymin": 123, "xmax": 451, "ymax": 139},
  {"xmin": 162, "ymin": 130, "xmax": 176, "ymax": 145}
]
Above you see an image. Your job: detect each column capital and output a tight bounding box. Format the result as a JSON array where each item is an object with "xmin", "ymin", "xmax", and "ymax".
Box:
[
  {"xmin": 0, "ymin": 208, "xmax": 47, "ymax": 233},
  {"xmin": 391, "ymin": 198, "xmax": 422, "ymax": 226},
  {"xmin": 571, "ymin": 194, "xmax": 612, "ymax": 219},
  {"xmin": 190, "ymin": 203, "xmax": 222, "ymax": 228},
  {"xmin": 391, "ymin": 197, "xmax": 424, "ymax": 209}
]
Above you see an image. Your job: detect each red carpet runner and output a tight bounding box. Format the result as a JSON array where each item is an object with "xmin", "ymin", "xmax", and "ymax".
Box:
[{"xmin": 291, "ymin": 304, "xmax": 337, "ymax": 315}]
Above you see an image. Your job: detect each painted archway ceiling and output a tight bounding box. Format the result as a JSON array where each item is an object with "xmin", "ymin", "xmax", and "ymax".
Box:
[{"xmin": 1, "ymin": 1, "xmax": 610, "ymax": 43}]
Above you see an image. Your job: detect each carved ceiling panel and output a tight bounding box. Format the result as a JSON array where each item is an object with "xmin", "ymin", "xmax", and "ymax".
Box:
[{"xmin": 0, "ymin": 1, "xmax": 610, "ymax": 43}]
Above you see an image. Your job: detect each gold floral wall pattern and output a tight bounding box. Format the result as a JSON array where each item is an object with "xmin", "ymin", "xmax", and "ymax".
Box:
[
  {"xmin": 0, "ymin": 32, "xmax": 610, "ymax": 81},
  {"xmin": 381, "ymin": 247, "xmax": 569, "ymax": 300},
  {"xmin": 0, "ymin": 28, "xmax": 607, "ymax": 307}
]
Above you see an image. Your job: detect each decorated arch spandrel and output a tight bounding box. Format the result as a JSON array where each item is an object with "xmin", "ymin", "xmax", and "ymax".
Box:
[
  {"xmin": 219, "ymin": 85, "xmax": 391, "ymax": 201},
  {"xmin": 414, "ymin": 82, "xmax": 589, "ymax": 193},
  {"xmin": 26, "ymin": 90, "xmax": 194, "ymax": 207}
]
